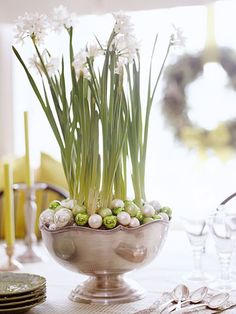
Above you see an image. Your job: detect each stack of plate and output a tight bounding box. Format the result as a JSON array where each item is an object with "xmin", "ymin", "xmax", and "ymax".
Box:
[{"xmin": 0, "ymin": 273, "xmax": 46, "ymax": 313}]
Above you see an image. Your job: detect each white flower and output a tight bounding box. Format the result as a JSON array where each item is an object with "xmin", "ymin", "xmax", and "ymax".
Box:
[
  {"xmin": 112, "ymin": 34, "xmax": 139, "ymax": 63},
  {"xmin": 15, "ymin": 12, "xmax": 48, "ymax": 45},
  {"xmin": 29, "ymin": 50, "xmax": 59, "ymax": 76},
  {"xmin": 73, "ymin": 50, "xmax": 91, "ymax": 80},
  {"xmin": 86, "ymin": 43, "xmax": 101, "ymax": 58},
  {"xmin": 52, "ymin": 5, "xmax": 77, "ymax": 32},
  {"xmin": 113, "ymin": 11, "xmax": 134, "ymax": 35},
  {"xmin": 170, "ymin": 25, "xmax": 186, "ymax": 47}
]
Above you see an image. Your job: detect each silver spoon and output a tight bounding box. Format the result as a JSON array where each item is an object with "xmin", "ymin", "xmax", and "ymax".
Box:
[
  {"xmin": 171, "ymin": 292, "xmax": 229, "ymax": 313},
  {"xmin": 181, "ymin": 286, "xmax": 208, "ymax": 306},
  {"xmin": 159, "ymin": 284, "xmax": 189, "ymax": 313},
  {"xmin": 168, "ymin": 287, "xmax": 208, "ymax": 313},
  {"xmin": 166, "ymin": 286, "xmax": 208, "ymax": 313}
]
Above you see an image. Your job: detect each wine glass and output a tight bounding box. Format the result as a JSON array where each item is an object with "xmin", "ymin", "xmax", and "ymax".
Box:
[
  {"xmin": 181, "ymin": 216, "xmax": 211, "ymax": 283},
  {"xmin": 209, "ymin": 208, "xmax": 236, "ymax": 292}
]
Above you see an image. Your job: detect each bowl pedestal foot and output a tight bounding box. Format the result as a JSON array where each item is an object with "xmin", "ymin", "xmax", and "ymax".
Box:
[{"xmin": 68, "ymin": 274, "xmax": 145, "ymax": 305}]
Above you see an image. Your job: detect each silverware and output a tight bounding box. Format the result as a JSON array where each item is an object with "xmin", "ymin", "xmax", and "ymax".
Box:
[
  {"xmin": 170, "ymin": 292, "xmax": 229, "ymax": 313},
  {"xmin": 159, "ymin": 284, "xmax": 189, "ymax": 313},
  {"xmin": 162, "ymin": 286, "xmax": 208, "ymax": 313}
]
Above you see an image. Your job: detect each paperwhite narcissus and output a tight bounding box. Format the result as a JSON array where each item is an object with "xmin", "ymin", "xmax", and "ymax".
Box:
[
  {"xmin": 110, "ymin": 199, "xmax": 124, "ymax": 209},
  {"xmin": 117, "ymin": 212, "xmax": 131, "ymax": 225},
  {"xmin": 88, "ymin": 214, "xmax": 103, "ymax": 229},
  {"xmin": 141, "ymin": 204, "xmax": 155, "ymax": 217},
  {"xmin": 129, "ymin": 217, "xmax": 140, "ymax": 228},
  {"xmin": 54, "ymin": 208, "xmax": 73, "ymax": 228}
]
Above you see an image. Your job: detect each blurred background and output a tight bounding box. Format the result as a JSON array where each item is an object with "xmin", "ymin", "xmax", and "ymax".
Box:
[{"xmin": 1, "ymin": 0, "xmax": 236, "ymax": 221}]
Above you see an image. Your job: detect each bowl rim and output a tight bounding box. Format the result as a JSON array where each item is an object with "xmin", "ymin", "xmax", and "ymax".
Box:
[{"xmin": 40, "ymin": 219, "xmax": 169, "ymax": 234}]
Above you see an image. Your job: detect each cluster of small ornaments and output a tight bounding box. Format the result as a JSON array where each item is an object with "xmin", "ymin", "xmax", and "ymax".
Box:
[{"xmin": 39, "ymin": 198, "xmax": 172, "ymax": 231}]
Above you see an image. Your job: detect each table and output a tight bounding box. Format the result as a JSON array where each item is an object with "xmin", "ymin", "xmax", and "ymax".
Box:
[{"xmin": 1, "ymin": 229, "xmax": 236, "ymax": 313}]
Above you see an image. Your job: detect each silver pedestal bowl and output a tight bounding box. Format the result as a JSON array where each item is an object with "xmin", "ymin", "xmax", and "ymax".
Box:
[{"xmin": 40, "ymin": 219, "xmax": 169, "ymax": 305}]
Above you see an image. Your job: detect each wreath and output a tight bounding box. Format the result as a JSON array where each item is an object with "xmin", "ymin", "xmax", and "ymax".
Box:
[{"xmin": 162, "ymin": 47, "xmax": 236, "ymax": 159}]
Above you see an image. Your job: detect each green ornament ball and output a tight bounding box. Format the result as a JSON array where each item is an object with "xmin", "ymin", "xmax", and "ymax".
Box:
[
  {"xmin": 136, "ymin": 211, "xmax": 144, "ymax": 223},
  {"xmin": 143, "ymin": 217, "xmax": 154, "ymax": 224},
  {"xmin": 98, "ymin": 207, "xmax": 112, "ymax": 218},
  {"xmin": 125, "ymin": 202, "xmax": 139, "ymax": 217},
  {"xmin": 75, "ymin": 213, "xmax": 89, "ymax": 226},
  {"xmin": 153, "ymin": 214, "xmax": 162, "ymax": 220},
  {"xmin": 49, "ymin": 200, "xmax": 61, "ymax": 210},
  {"xmin": 160, "ymin": 206, "xmax": 172, "ymax": 218},
  {"xmin": 72, "ymin": 205, "xmax": 87, "ymax": 216},
  {"xmin": 103, "ymin": 215, "xmax": 117, "ymax": 229},
  {"xmin": 112, "ymin": 207, "xmax": 124, "ymax": 215}
]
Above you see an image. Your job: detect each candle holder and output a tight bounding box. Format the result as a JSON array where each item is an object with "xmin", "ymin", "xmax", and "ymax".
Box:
[
  {"xmin": 0, "ymin": 244, "xmax": 22, "ymax": 271},
  {"xmin": 17, "ymin": 184, "xmax": 43, "ymax": 263}
]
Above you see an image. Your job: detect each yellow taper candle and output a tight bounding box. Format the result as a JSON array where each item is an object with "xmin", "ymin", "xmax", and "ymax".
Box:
[
  {"xmin": 24, "ymin": 111, "xmax": 32, "ymax": 186},
  {"xmin": 4, "ymin": 163, "xmax": 15, "ymax": 246}
]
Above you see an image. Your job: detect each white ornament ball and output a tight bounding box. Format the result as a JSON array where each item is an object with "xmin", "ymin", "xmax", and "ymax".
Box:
[
  {"xmin": 61, "ymin": 199, "xmax": 77, "ymax": 210},
  {"xmin": 49, "ymin": 223, "xmax": 57, "ymax": 230},
  {"xmin": 88, "ymin": 214, "xmax": 103, "ymax": 229},
  {"xmin": 141, "ymin": 204, "xmax": 155, "ymax": 217},
  {"xmin": 117, "ymin": 212, "xmax": 131, "ymax": 226},
  {"xmin": 148, "ymin": 200, "xmax": 162, "ymax": 211},
  {"xmin": 129, "ymin": 217, "xmax": 140, "ymax": 228},
  {"xmin": 39, "ymin": 209, "xmax": 55, "ymax": 227},
  {"xmin": 54, "ymin": 208, "xmax": 73, "ymax": 228},
  {"xmin": 159, "ymin": 212, "xmax": 169, "ymax": 221},
  {"xmin": 111, "ymin": 199, "xmax": 124, "ymax": 209}
]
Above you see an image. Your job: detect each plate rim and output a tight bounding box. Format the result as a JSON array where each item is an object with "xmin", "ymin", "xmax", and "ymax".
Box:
[{"xmin": 0, "ymin": 273, "xmax": 46, "ymax": 296}]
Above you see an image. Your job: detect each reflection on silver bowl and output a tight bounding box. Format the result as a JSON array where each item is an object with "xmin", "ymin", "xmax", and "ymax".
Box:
[{"xmin": 40, "ymin": 219, "xmax": 169, "ymax": 305}]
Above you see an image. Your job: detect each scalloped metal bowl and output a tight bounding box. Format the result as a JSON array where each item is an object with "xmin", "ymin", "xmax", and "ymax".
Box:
[{"xmin": 40, "ymin": 219, "xmax": 169, "ymax": 305}]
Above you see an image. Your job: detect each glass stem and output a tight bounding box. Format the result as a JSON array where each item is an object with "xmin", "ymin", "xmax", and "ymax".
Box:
[
  {"xmin": 219, "ymin": 253, "xmax": 232, "ymax": 282},
  {"xmin": 192, "ymin": 246, "xmax": 203, "ymax": 274}
]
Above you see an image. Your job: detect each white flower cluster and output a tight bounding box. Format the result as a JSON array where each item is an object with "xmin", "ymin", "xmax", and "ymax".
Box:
[
  {"xmin": 15, "ymin": 12, "xmax": 48, "ymax": 45},
  {"xmin": 112, "ymin": 12, "xmax": 140, "ymax": 74},
  {"xmin": 52, "ymin": 5, "xmax": 77, "ymax": 32},
  {"xmin": 170, "ymin": 25, "xmax": 186, "ymax": 48},
  {"xmin": 29, "ymin": 50, "xmax": 59, "ymax": 76},
  {"xmin": 15, "ymin": 5, "xmax": 76, "ymax": 45}
]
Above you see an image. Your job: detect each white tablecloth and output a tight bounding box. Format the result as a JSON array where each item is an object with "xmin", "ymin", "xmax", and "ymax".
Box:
[{"xmin": 1, "ymin": 229, "xmax": 236, "ymax": 313}]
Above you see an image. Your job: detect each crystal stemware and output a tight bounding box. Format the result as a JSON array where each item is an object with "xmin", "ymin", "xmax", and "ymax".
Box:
[
  {"xmin": 182, "ymin": 216, "xmax": 211, "ymax": 283},
  {"xmin": 209, "ymin": 208, "xmax": 236, "ymax": 292}
]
